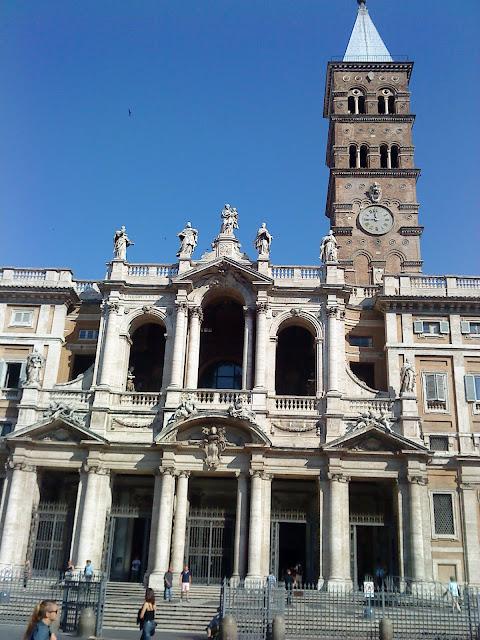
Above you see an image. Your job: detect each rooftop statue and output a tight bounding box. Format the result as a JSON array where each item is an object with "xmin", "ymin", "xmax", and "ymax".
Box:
[
  {"xmin": 113, "ymin": 225, "xmax": 134, "ymax": 260},
  {"xmin": 254, "ymin": 222, "xmax": 273, "ymax": 257},
  {"xmin": 176, "ymin": 221, "xmax": 198, "ymax": 258},
  {"xmin": 319, "ymin": 230, "xmax": 339, "ymax": 263},
  {"xmin": 220, "ymin": 204, "xmax": 239, "ymax": 235}
]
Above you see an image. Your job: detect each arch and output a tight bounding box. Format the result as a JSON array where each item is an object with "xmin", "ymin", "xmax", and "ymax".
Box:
[
  {"xmin": 128, "ymin": 322, "xmax": 167, "ymax": 391},
  {"xmin": 359, "ymin": 144, "xmax": 369, "ymax": 168},
  {"xmin": 269, "ymin": 310, "xmax": 324, "ymax": 341},
  {"xmin": 275, "ymin": 325, "xmax": 316, "ymax": 396},
  {"xmin": 377, "ymin": 87, "xmax": 396, "ymax": 115},
  {"xmin": 391, "ymin": 144, "xmax": 399, "ymax": 168},
  {"xmin": 347, "ymin": 87, "xmax": 366, "ymax": 114},
  {"xmin": 352, "ymin": 250, "xmax": 372, "ymax": 285},
  {"xmin": 349, "ymin": 144, "xmax": 357, "ymax": 168},
  {"xmin": 385, "ymin": 250, "xmax": 405, "ymax": 275},
  {"xmin": 123, "ymin": 307, "xmax": 170, "ymax": 337}
]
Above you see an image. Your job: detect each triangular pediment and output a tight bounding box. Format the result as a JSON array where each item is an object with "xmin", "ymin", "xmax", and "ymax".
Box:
[
  {"xmin": 323, "ymin": 424, "xmax": 428, "ymax": 454},
  {"xmin": 7, "ymin": 416, "xmax": 108, "ymax": 444},
  {"xmin": 172, "ymin": 257, "xmax": 273, "ymax": 286}
]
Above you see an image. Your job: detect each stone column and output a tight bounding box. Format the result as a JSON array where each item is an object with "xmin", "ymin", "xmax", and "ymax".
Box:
[
  {"xmin": 246, "ymin": 471, "xmax": 264, "ymax": 583},
  {"xmin": 261, "ymin": 474, "xmax": 272, "ymax": 577},
  {"xmin": 315, "ymin": 337, "xmax": 323, "ymax": 396},
  {"xmin": 317, "ymin": 473, "xmax": 328, "ymax": 589},
  {"xmin": 459, "ymin": 482, "xmax": 480, "ymax": 585},
  {"xmin": 171, "ymin": 471, "xmax": 190, "ymax": 579},
  {"xmin": 147, "ymin": 471, "xmax": 162, "ymax": 575},
  {"xmin": 169, "ymin": 302, "xmax": 188, "ymax": 388},
  {"xmin": 0, "ymin": 461, "xmax": 37, "ymax": 569},
  {"xmin": 74, "ymin": 464, "xmax": 111, "ymax": 570},
  {"xmin": 232, "ymin": 472, "xmax": 248, "ymax": 580},
  {"xmin": 185, "ymin": 308, "xmax": 203, "ymax": 389},
  {"xmin": 148, "ymin": 468, "xmax": 176, "ymax": 590},
  {"xmin": 242, "ymin": 308, "xmax": 254, "ymax": 390},
  {"xmin": 326, "ymin": 306, "xmax": 339, "ymax": 393},
  {"xmin": 254, "ymin": 303, "xmax": 268, "ymax": 389},
  {"xmin": 98, "ymin": 301, "xmax": 120, "ymax": 388},
  {"xmin": 327, "ymin": 472, "xmax": 350, "ymax": 588},
  {"xmin": 407, "ymin": 475, "xmax": 427, "ymax": 581}
]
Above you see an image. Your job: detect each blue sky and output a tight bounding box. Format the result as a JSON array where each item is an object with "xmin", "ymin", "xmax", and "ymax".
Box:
[{"xmin": 1, "ymin": 0, "xmax": 479, "ymax": 279}]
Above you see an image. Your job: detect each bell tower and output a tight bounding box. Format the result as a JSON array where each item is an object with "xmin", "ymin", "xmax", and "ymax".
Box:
[{"xmin": 324, "ymin": 0, "xmax": 423, "ymax": 285}]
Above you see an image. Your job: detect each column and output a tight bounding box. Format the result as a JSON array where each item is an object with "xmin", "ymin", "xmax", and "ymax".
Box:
[
  {"xmin": 459, "ymin": 482, "xmax": 480, "ymax": 585},
  {"xmin": 98, "ymin": 301, "xmax": 120, "ymax": 388},
  {"xmin": 149, "ymin": 468, "xmax": 176, "ymax": 589},
  {"xmin": 315, "ymin": 338, "xmax": 323, "ymax": 396},
  {"xmin": 169, "ymin": 301, "xmax": 188, "ymax": 388},
  {"xmin": 0, "ymin": 461, "xmax": 37, "ymax": 569},
  {"xmin": 407, "ymin": 475, "xmax": 426, "ymax": 581},
  {"xmin": 242, "ymin": 308, "xmax": 254, "ymax": 390},
  {"xmin": 74, "ymin": 464, "xmax": 111, "ymax": 570},
  {"xmin": 171, "ymin": 471, "xmax": 190, "ymax": 579},
  {"xmin": 254, "ymin": 302, "xmax": 268, "ymax": 389},
  {"xmin": 232, "ymin": 473, "xmax": 248, "ymax": 580},
  {"xmin": 261, "ymin": 474, "xmax": 272, "ymax": 577},
  {"xmin": 326, "ymin": 306, "xmax": 339, "ymax": 393},
  {"xmin": 246, "ymin": 471, "xmax": 264, "ymax": 583},
  {"xmin": 317, "ymin": 473, "xmax": 328, "ymax": 588},
  {"xmin": 327, "ymin": 472, "xmax": 350, "ymax": 587},
  {"xmin": 185, "ymin": 308, "xmax": 202, "ymax": 389},
  {"xmin": 147, "ymin": 471, "xmax": 162, "ymax": 575}
]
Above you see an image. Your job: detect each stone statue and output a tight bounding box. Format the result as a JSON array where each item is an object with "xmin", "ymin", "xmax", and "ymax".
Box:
[
  {"xmin": 24, "ymin": 350, "xmax": 46, "ymax": 386},
  {"xmin": 167, "ymin": 393, "xmax": 196, "ymax": 425},
  {"xmin": 319, "ymin": 230, "xmax": 339, "ymax": 263},
  {"xmin": 126, "ymin": 367, "xmax": 135, "ymax": 392},
  {"xmin": 348, "ymin": 408, "xmax": 393, "ymax": 433},
  {"xmin": 369, "ymin": 181, "xmax": 382, "ymax": 203},
  {"xmin": 113, "ymin": 225, "xmax": 134, "ymax": 260},
  {"xmin": 220, "ymin": 204, "xmax": 239, "ymax": 235},
  {"xmin": 400, "ymin": 360, "xmax": 416, "ymax": 394},
  {"xmin": 176, "ymin": 222, "xmax": 198, "ymax": 258},
  {"xmin": 228, "ymin": 394, "xmax": 256, "ymax": 422},
  {"xmin": 202, "ymin": 425, "xmax": 227, "ymax": 470},
  {"xmin": 254, "ymin": 223, "xmax": 273, "ymax": 257}
]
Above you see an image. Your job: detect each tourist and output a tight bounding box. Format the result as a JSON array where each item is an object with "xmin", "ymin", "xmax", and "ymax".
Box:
[
  {"xmin": 139, "ymin": 588, "xmax": 156, "ymax": 639},
  {"xmin": 180, "ymin": 565, "xmax": 192, "ymax": 602},
  {"xmin": 284, "ymin": 568, "xmax": 295, "ymax": 605},
  {"xmin": 84, "ymin": 560, "xmax": 94, "ymax": 583},
  {"xmin": 163, "ymin": 566, "xmax": 173, "ymax": 601},
  {"xmin": 206, "ymin": 607, "xmax": 221, "ymax": 638},
  {"xmin": 23, "ymin": 561, "xmax": 31, "ymax": 588},
  {"xmin": 267, "ymin": 570, "xmax": 276, "ymax": 588},
  {"xmin": 131, "ymin": 557, "xmax": 141, "ymax": 582},
  {"xmin": 64, "ymin": 560, "xmax": 74, "ymax": 581},
  {"xmin": 23, "ymin": 600, "xmax": 58, "ymax": 640},
  {"xmin": 294, "ymin": 563, "xmax": 303, "ymax": 587},
  {"xmin": 444, "ymin": 576, "xmax": 461, "ymax": 612}
]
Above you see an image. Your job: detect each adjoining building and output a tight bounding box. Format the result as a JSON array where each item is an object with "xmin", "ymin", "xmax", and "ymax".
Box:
[{"xmin": 0, "ymin": 1, "xmax": 478, "ymax": 591}]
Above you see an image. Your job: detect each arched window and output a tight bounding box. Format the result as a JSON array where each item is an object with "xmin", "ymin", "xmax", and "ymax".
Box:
[
  {"xmin": 275, "ymin": 325, "xmax": 315, "ymax": 396},
  {"xmin": 380, "ymin": 144, "xmax": 400, "ymax": 169},
  {"xmin": 349, "ymin": 144, "xmax": 357, "ymax": 168},
  {"xmin": 360, "ymin": 145, "xmax": 369, "ymax": 168},
  {"xmin": 347, "ymin": 88, "xmax": 366, "ymax": 114},
  {"xmin": 378, "ymin": 88, "xmax": 395, "ymax": 115},
  {"xmin": 391, "ymin": 144, "xmax": 399, "ymax": 168},
  {"xmin": 380, "ymin": 144, "xmax": 388, "ymax": 169},
  {"xmin": 199, "ymin": 361, "xmax": 242, "ymax": 389},
  {"xmin": 128, "ymin": 322, "xmax": 166, "ymax": 391}
]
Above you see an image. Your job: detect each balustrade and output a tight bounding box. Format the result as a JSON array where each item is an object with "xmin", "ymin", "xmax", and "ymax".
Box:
[
  {"xmin": 118, "ymin": 392, "xmax": 161, "ymax": 407},
  {"xmin": 127, "ymin": 264, "xmax": 178, "ymax": 278},
  {"xmin": 348, "ymin": 398, "xmax": 395, "ymax": 414},
  {"xmin": 270, "ymin": 265, "xmax": 322, "ymax": 283},
  {"xmin": 271, "ymin": 396, "xmax": 318, "ymax": 412},
  {"xmin": 192, "ymin": 389, "xmax": 252, "ymax": 406}
]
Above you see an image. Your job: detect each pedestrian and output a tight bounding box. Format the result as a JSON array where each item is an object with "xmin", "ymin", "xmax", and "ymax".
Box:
[
  {"xmin": 180, "ymin": 565, "xmax": 192, "ymax": 602},
  {"xmin": 444, "ymin": 576, "xmax": 461, "ymax": 612},
  {"xmin": 23, "ymin": 600, "xmax": 58, "ymax": 640},
  {"xmin": 23, "ymin": 561, "xmax": 32, "ymax": 588},
  {"xmin": 84, "ymin": 560, "xmax": 94, "ymax": 583},
  {"xmin": 164, "ymin": 566, "xmax": 173, "ymax": 602},
  {"xmin": 294, "ymin": 563, "xmax": 303, "ymax": 587},
  {"xmin": 138, "ymin": 587, "xmax": 156, "ymax": 640},
  {"xmin": 205, "ymin": 606, "xmax": 221, "ymax": 638},
  {"xmin": 131, "ymin": 557, "xmax": 141, "ymax": 582},
  {"xmin": 284, "ymin": 568, "xmax": 295, "ymax": 605},
  {"xmin": 64, "ymin": 560, "xmax": 74, "ymax": 581},
  {"xmin": 267, "ymin": 570, "xmax": 276, "ymax": 588}
]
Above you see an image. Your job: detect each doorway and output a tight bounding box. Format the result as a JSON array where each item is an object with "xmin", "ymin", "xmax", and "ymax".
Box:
[
  {"xmin": 104, "ymin": 514, "xmax": 151, "ymax": 582},
  {"xmin": 278, "ymin": 522, "xmax": 306, "ymax": 581}
]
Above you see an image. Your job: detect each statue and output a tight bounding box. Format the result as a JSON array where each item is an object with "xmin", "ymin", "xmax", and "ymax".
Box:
[
  {"xmin": 167, "ymin": 393, "xmax": 196, "ymax": 425},
  {"xmin": 126, "ymin": 367, "xmax": 135, "ymax": 392},
  {"xmin": 24, "ymin": 350, "xmax": 45, "ymax": 386},
  {"xmin": 113, "ymin": 225, "xmax": 134, "ymax": 260},
  {"xmin": 348, "ymin": 408, "xmax": 394, "ymax": 433},
  {"xmin": 228, "ymin": 394, "xmax": 256, "ymax": 422},
  {"xmin": 220, "ymin": 204, "xmax": 239, "ymax": 235},
  {"xmin": 254, "ymin": 223, "xmax": 273, "ymax": 257},
  {"xmin": 202, "ymin": 425, "xmax": 227, "ymax": 470},
  {"xmin": 176, "ymin": 222, "xmax": 198, "ymax": 258},
  {"xmin": 369, "ymin": 181, "xmax": 382, "ymax": 203},
  {"xmin": 400, "ymin": 360, "xmax": 416, "ymax": 394},
  {"xmin": 319, "ymin": 230, "xmax": 339, "ymax": 263}
]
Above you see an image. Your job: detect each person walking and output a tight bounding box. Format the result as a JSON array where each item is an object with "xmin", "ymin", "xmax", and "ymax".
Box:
[
  {"xmin": 164, "ymin": 566, "xmax": 173, "ymax": 602},
  {"xmin": 284, "ymin": 568, "xmax": 295, "ymax": 606},
  {"xmin": 139, "ymin": 588, "xmax": 156, "ymax": 639},
  {"xmin": 23, "ymin": 600, "xmax": 58, "ymax": 640},
  {"xmin": 444, "ymin": 576, "xmax": 461, "ymax": 612},
  {"xmin": 180, "ymin": 565, "xmax": 192, "ymax": 602},
  {"xmin": 131, "ymin": 557, "xmax": 141, "ymax": 582},
  {"xmin": 23, "ymin": 561, "xmax": 32, "ymax": 588},
  {"xmin": 84, "ymin": 560, "xmax": 94, "ymax": 583}
]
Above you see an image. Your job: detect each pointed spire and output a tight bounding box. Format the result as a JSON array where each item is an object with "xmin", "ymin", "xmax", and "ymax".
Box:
[{"xmin": 343, "ymin": 1, "xmax": 393, "ymax": 62}]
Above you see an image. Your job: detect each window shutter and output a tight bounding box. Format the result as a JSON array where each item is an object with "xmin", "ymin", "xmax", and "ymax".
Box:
[
  {"xmin": 436, "ymin": 374, "xmax": 446, "ymax": 402},
  {"xmin": 439, "ymin": 321, "xmax": 450, "ymax": 334},
  {"xmin": 460, "ymin": 321, "xmax": 470, "ymax": 334},
  {"xmin": 19, "ymin": 361, "xmax": 27, "ymax": 387},
  {"xmin": 0, "ymin": 361, "xmax": 6, "ymax": 388},
  {"xmin": 464, "ymin": 375, "xmax": 477, "ymax": 402},
  {"xmin": 413, "ymin": 320, "xmax": 424, "ymax": 334},
  {"xmin": 425, "ymin": 374, "xmax": 437, "ymax": 401}
]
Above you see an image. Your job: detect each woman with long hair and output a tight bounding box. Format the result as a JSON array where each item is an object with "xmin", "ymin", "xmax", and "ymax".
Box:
[
  {"xmin": 139, "ymin": 587, "xmax": 156, "ymax": 639},
  {"xmin": 23, "ymin": 600, "xmax": 58, "ymax": 640}
]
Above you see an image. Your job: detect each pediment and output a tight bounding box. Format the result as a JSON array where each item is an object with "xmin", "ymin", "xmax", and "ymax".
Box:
[
  {"xmin": 172, "ymin": 257, "xmax": 273, "ymax": 286},
  {"xmin": 7, "ymin": 416, "xmax": 108, "ymax": 444},
  {"xmin": 323, "ymin": 424, "xmax": 428, "ymax": 454}
]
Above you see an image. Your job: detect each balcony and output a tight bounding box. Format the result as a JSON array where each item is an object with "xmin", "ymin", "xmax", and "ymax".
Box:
[
  {"xmin": 267, "ymin": 395, "xmax": 319, "ymax": 414},
  {"xmin": 383, "ymin": 275, "xmax": 480, "ymax": 298}
]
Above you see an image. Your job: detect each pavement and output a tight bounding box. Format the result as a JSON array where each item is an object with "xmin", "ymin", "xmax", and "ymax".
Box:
[{"xmin": 0, "ymin": 625, "xmax": 205, "ymax": 640}]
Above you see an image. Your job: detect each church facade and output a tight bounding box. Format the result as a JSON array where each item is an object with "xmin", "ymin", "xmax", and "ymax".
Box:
[{"xmin": 0, "ymin": 2, "xmax": 479, "ymax": 591}]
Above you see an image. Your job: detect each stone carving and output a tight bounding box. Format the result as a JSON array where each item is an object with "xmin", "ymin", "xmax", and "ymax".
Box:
[
  {"xmin": 220, "ymin": 204, "xmax": 239, "ymax": 235},
  {"xmin": 254, "ymin": 223, "xmax": 273, "ymax": 257},
  {"xmin": 101, "ymin": 300, "xmax": 120, "ymax": 315},
  {"xmin": 228, "ymin": 394, "xmax": 256, "ymax": 423},
  {"xmin": 166, "ymin": 393, "xmax": 197, "ymax": 425},
  {"xmin": 400, "ymin": 360, "xmax": 416, "ymax": 394},
  {"xmin": 319, "ymin": 230, "xmax": 338, "ymax": 263},
  {"xmin": 202, "ymin": 425, "xmax": 227, "ymax": 470},
  {"xmin": 42, "ymin": 402, "xmax": 84, "ymax": 427},
  {"xmin": 24, "ymin": 350, "xmax": 46, "ymax": 387},
  {"xmin": 113, "ymin": 225, "xmax": 134, "ymax": 260},
  {"xmin": 126, "ymin": 367, "xmax": 135, "ymax": 392},
  {"xmin": 347, "ymin": 409, "xmax": 394, "ymax": 433},
  {"xmin": 176, "ymin": 222, "xmax": 198, "ymax": 258},
  {"xmin": 369, "ymin": 182, "xmax": 382, "ymax": 203}
]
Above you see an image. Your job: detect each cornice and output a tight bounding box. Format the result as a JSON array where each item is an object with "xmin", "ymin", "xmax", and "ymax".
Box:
[
  {"xmin": 0, "ymin": 288, "xmax": 77, "ymax": 305},
  {"xmin": 330, "ymin": 115, "xmax": 415, "ymax": 124},
  {"xmin": 377, "ymin": 297, "xmax": 480, "ymax": 313}
]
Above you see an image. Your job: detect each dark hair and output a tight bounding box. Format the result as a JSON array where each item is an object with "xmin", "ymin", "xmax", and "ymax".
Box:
[
  {"xmin": 24, "ymin": 601, "xmax": 56, "ymax": 640},
  {"xmin": 145, "ymin": 588, "xmax": 155, "ymax": 604}
]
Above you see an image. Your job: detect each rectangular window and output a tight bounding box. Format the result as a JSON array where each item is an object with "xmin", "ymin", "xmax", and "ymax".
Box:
[
  {"xmin": 432, "ymin": 493, "xmax": 455, "ymax": 537},
  {"xmin": 423, "ymin": 372, "xmax": 448, "ymax": 411},
  {"xmin": 10, "ymin": 310, "xmax": 33, "ymax": 327},
  {"xmin": 465, "ymin": 374, "xmax": 480, "ymax": 414},
  {"xmin": 4, "ymin": 363, "xmax": 22, "ymax": 389},
  {"xmin": 414, "ymin": 320, "xmax": 449, "ymax": 336},
  {"xmin": 348, "ymin": 336, "xmax": 373, "ymax": 348},
  {"xmin": 429, "ymin": 436, "xmax": 449, "ymax": 452},
  {"xmin": 0, "ymin": 423, "xmax": 13, "ymax": 437},
  {"xmin": 461, "ymin": 321, "xmax": 480, "ymax": 336},
  {"xmin": 78, "ymin": 330, "xmax": 99, "ymax": 340}
]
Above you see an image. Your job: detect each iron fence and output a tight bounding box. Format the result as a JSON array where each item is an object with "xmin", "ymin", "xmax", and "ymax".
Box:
[
  {"xmin": 221, "ymin": 580, "xmax": 480, "ymax": 640},
  {"xmin": 0, "ymin": 569, "xmax": 106, "ymax": 636}
]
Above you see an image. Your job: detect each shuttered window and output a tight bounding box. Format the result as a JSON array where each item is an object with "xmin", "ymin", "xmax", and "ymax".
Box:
[
  {"xmin": 423, "ymin": 372, "xmax": 447, "ymax": 411},
  {"xmin": 11, "ymin": 310, "xmax": 33, "ymax": 327},
  {"xmin": 461, "ymin": 321, "xmax": 480, "ymax": 335}
]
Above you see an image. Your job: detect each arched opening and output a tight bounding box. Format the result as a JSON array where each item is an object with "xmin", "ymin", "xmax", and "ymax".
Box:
[
  {"xmin": 128, "ymin": 322, "xmax": 166, "ymax": 391},
  {"xmin": 391, "ymin": 145, "xmax": 399, "ymax": 168},
  {"xmin": 360, "ymin": 145, "xmax": 369, "ymax": 168},
  {"xmin": 358, "ymin": 96, "xmax": 366, "ymax": 114},
  {"xmin": 380, "ymin": 144, "xmax": 388, "ymax": 169},
  {"xmin": 349, "ymin": 145, "xmax": 357, "ymax": 168},
  {"xmin": 275, "ymin": 325, "xmax": 315, "ymax": 396},
  {"xmin": 347, "ymin": 89, "xmax": 366, "ymax": 115},
  {"xmin": 353, "ymin": 254, "xmax": 371, "ymax": 285},
  {"xmin": 348, "ymin": 96, "xmax": 355, "ymax": 114},
  {"xmin": 385, "ymin": 252, "xmax": 403, "ymax": 275},
  {"xmin": 388, "ymin": 95, "xmax": 395, "ymax": 114},
  {"xmin": 378, "ymin": 96, "xmax": 386, "ymax": 114},
  {"xmin": 198, "ymin": 298, "xmax": 244, "ymax": 389}
]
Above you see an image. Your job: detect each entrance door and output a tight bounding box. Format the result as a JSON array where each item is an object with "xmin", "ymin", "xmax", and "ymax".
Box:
[
  {"xmin": 29, "ymin": 503, "xmax": 74, "ymax": 576},
  {"xmin": 350, "ymin": 519, "xmax": 396, "ymax": 589},
  {"xmin": 103, "ymin": 512, "xmax": 151, "ymax": 582},
  {"xmin": 270, "ymin": 514, "xmax": 310, "ymax": 582},
  {"xmin": 186, "ymin": 510, "xmax": 234, "ymax": 585}
]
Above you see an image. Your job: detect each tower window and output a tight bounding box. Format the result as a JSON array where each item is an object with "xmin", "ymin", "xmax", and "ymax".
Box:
[
  {"xmin": 380, "ymin": 144, "xmax": 388, "ymax": 169},
  {"xmin": 388, "ymin": 95, "xmax": 395, "ymax": 114},
  {"xmin": 378, "ymin": 89, "xmax": 395, "ymax": 115},
  {"xmin": 349, "ymin": 145, "xmax": 357, "ymax": 168},
  {"xmin": 347, "ymin": 89, "xmax": 366, "ymax": 114},
  {"xmin": 378, "ymin": 96, "xmax": 386, "ymax": 115},
  {"xmin": 391, "ymin": 145, "xmax": 399, "ymax": 168},
  {"xmin": 359, "ymin": 145, "xmax": 368, "ymax": 168}
]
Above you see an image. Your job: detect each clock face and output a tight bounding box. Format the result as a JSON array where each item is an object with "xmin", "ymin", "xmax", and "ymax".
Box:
[{"xmin": 358, "ymin": 205, "xmax": 394, "ymax": 235}]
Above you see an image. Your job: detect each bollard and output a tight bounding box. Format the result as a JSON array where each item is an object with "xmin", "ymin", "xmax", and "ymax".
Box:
[
  {"xmin": 221, "ymin": 614, "xmax": 238, "ymax": 640},
  {"xmin": 77, "ymin": 607, "xmax": 96, "ymax": 638},
  {"xmin": 272, "ymin": 615, "xmax": 286, "ymax": 640},
  {"xmin": 379, "ymin": 617, "xmax": 393, "ymax": 640}
]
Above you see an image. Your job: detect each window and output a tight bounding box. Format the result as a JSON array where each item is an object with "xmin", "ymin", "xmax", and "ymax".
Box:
[
  {"xmin": 348, "ymin": 336, "xmax": 373, "ymax": 348},
  {"xmin": 431, "ymin": 493, "xmax": 455, "ymax": 538},
  {"xmin": 199, "ymin": 362, "xmax": 242, "ymax": 390},
  {"xmin": 347, "ymin": 89, "xmax": 366, "ymax": 114},
  {"xmin": 429, "ymin": 436, "xmax": 449, "ymax": 452},
  {"xmin": 10, "ymin": 310, "xmax": 33, "ymax": 327},
  {"xmin": 464, "ymin": 374, "xmax": 480, "ymax": 413},
  {"xmin": 349, "ymin": 145, "xmax": 357, "ymax": 168},
  {"xmin": 4, "ymin": 363, "xmax": 22, "ymax": 389},
  {"xmin": 391, "ymin": 145, "xmax": 399, "ymax": 168},
  {"xmin": 78, "ymin": 330, "xmax": 99, "ymax": 340},
  {"xmin": 461, "ymin": 321, "xmax": 480, "ymax": 336},
  {"xmin": 414, "ymin": 320, "xmax": 449, "ymax": 337},
  {"xmin": 378, "ymin": 89, "xmax": 395, "ymax": 114},
  {"xmin": 423, "ymin": 372, "xmax": 448, "ymax": 411},
  {"xmin": 359, "ymin": 145, "xmax": 369, "ymax": 168},
  {"xmin": 0, "ymin": 423, "xmax": 13, "ymax": 437}
]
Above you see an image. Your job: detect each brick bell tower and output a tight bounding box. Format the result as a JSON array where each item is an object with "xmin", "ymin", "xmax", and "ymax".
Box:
[{"xmin": 324, "ymin": 0, "xmax": 423, "ymax": 285}]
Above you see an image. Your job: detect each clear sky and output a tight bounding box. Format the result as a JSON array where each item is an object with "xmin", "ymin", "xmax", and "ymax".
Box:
[{"xmin": 1, "ymin": 0, "xmax": 479, "ymax": 280}]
